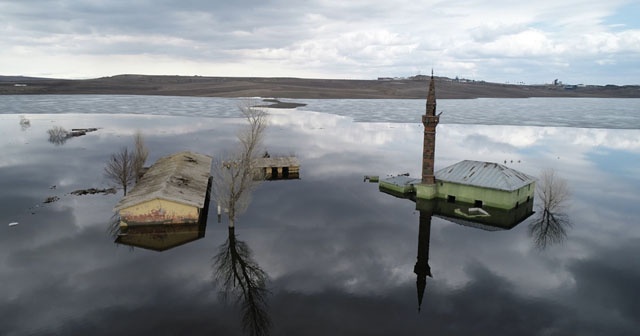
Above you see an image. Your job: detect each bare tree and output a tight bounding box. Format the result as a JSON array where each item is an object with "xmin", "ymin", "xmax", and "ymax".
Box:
[
  {"xmin": 528, "ymin": 168, "xmax": 572, "ymax": 249},
  {"xmin": 212, "ymin": 103, "xmax": 269, "ymax": 227},
  {"xmin": 211, "ymin": 103, "xmax": 271, "ymax": 335},
  {"xmin": 536, "ymin": 168, "xmax": 570, "ymax": 213},
  {"xmin": 213, "ymin": 227, "xmax": 271, "ymax": 336},
  {"xmin": 47, "ymin": 126, "xmax": 69, "ymax": 145},
  {"xmin": 104, "ymin": 147, "xmax": 136, "ymax": 196},
  {"xmin": 19, "ymin": 115, "xmax": 31, "ymax": 131},
  {"xmin": 132, "ymin": 130, "xmax": 149, "ymax": 182}
]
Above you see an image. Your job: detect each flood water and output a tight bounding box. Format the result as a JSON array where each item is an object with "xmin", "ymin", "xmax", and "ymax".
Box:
[{"xmin": 1, "ymin": 96, "xmax": 640, "ymax": 335}]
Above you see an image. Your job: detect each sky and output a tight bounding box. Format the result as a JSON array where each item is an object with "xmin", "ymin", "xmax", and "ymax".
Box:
[{"xmin": 1, "ymin": 0, "xmax": 639, "ymax": 85}]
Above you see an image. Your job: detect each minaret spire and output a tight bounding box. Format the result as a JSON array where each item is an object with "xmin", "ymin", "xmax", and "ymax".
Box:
[{"xmin": 421, "ymin": 71, "xmax": 440, "ymax": 184}]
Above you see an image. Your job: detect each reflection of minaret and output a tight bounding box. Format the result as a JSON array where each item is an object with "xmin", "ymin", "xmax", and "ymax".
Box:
[
  {"xmin": 421, "ymin": 71, "xmax": 440, "ymax": 184},
  {"xmin": 414, "ymin": 209, "xmax": 433, "ymax": 312}
]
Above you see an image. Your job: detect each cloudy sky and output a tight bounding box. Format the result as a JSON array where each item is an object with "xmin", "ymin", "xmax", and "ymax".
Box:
[{"xmin": 1, "ymin": 0, "xmax": 639, "ymax": 84}]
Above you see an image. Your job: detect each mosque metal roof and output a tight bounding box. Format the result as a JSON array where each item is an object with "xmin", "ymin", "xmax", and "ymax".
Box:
[{"xmin": 435, "ymin": 160, "xmax": 535, "ymax": 191}]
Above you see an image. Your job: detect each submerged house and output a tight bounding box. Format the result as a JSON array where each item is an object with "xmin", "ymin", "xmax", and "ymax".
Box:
[
  {"xmin": 114, "ymin": 151, "xmax": 213, "ymax": 229},
  {"xmin": 379, "ymin": 72, "xmax": 535, "ymax": 212},
  {"xmin": 255, "ymin": 156, "xmax": 300, "ymax": 180}
]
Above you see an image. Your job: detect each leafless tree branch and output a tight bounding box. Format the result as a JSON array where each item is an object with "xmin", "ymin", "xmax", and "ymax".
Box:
[
  {"xmin": 133, "ymin": 130, "xmax": 149, "ymax": 182},
  {"xmin": 104, "ymin": 147, "xmax": 136, "ymax": 196},
  {"xmin": 212, "ymin": 102, "xmax": 268, "ymax": 227},
  {"xmin": 213, "ymin": 227, "xmax": 271, "ymax": 336},
  {"xmin": 47, "ymin": 126, "xmax": 70, "ymax": 145},
  {"xmin": 529, "ymin": 168, "xmax": 572, "ymax": 249}
]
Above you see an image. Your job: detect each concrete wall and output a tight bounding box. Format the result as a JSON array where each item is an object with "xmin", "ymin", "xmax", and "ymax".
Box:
[
  {"xmin": 119, "ymin": 198, "xmax": 199, "ymax": 226},
  {"xmin": 436, "ymin": 181, "xmax": 535, "ymax": 210}
]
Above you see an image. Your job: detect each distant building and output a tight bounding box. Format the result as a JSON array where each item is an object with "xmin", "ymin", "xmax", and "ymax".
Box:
[{"xmin": 114, "ymin": 151, "xmax": 213, "ymax": 228}]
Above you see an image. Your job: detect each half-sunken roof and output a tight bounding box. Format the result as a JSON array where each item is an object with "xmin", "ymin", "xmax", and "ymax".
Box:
[
  {"xmin": 435, "ymin": 160, "xmax": 535, "ymax": 191},
  {"xmin": 114, "ymin": 151, "xmax": 212, "ymax": 211},
  {"xmin": 255, "ymin": 156, "xmax": 300, "ymax": 168}
]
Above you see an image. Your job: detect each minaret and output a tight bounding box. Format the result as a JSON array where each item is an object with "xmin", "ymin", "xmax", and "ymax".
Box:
[{"xmin": 421, "ymin": 70, "xmax": 440, "ymax": 184}]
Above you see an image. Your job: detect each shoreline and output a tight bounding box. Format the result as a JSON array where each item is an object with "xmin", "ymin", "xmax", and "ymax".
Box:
[{"xmin": 2, "ymin": 75, "xmax": 639, "ymax": 99}]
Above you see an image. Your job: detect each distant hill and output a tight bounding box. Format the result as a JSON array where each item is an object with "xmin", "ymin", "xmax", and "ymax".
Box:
[{"xmin": 1, "ymin": 74, "xmax": 638, "ymax": 99}]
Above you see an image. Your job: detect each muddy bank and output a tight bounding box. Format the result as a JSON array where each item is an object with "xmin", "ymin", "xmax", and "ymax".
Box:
[{"xmin": 257, "ymin": 98, "xmax": 307, "ymax": 109}]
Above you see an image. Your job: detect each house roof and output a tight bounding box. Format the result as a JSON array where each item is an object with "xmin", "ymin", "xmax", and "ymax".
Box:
[
  {"xmin": 255, "ymin": 156, "xmax": 300, "ymax": 168},
  {"xmin": 435, "ymin": 160, "xmax": 535, "ymax": 191},
  {"xmin": 114, "ymin": 151, "xmax": 212, "ymax": 211}
]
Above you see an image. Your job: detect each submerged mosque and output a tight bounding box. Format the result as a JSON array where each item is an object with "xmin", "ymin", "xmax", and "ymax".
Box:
[
  {"xmin": 379, "ymin": 72, "xmax": 536, "ymax": 212},
  {"xmin": 378, "ymin": 72, "xmax": 537, "ymax": 312}
]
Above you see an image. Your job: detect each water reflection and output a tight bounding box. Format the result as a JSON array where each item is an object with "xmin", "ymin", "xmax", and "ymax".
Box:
[
  {"xmin": 414, "ymin": 209, "xmax": 432, "ymax": 312},
  {"xmin": 528, "ymin": 169, "xmax": 572, "ymax": 249},
  {"xmin": 115, "ymin": 221, "xmax": 207, "ymax": 252},
  {"xmin": 1, "ymin": 112, "xmax": 638, "ymax": 335},
  {"xmin": 213, "ymin": 227, "xmax": 270, "ymax": 336},
  {"xmin": 383, "ymin": 191, "xmax": 536, "ymax": 311},
  {"xmin": 47, "ymin": 125, "xmax": 70, "ymax": 145},
  {"xmin": 528, "ymin": 210, "xmax": 571, "ymax": 249},
  {"xmin": 211, "ymin": 105, "xmax": 272, "ymax": 336},
  {"xmin": 19, "ymin": 115, "xmax": 31, "ymax": 131}
]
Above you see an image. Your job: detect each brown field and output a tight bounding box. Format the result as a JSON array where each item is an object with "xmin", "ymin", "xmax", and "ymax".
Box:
[{"xmin": 1, "ymin": 74, "xmax": 639, "ymax": 99}]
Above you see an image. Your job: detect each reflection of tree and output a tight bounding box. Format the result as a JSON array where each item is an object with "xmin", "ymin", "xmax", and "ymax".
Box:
[
  {"xmin": 528, "ymin": 169, "xmax": 572, "ymax": 249},
  {"xmin": 212, "ymin": 103, "xmax": 271, "ymax": 336},
  {"xmin": 47, "ymin": 126, "xmax": 69, "ymax": 145},
  {"xmin": 107, "ymin": 212, "xmax": 120, "ymax": 239},
  {"xmin": 19, "ymin": 115, "xmax": 31, "ymax": 131},
  {"xmin": 214, "ymin": 227, "xmax": 270, "ymax": 336}
]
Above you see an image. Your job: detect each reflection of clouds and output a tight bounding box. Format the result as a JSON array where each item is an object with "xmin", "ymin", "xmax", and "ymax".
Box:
[
  {"xmin": 2, "ymin": 112, "xmax": 640, "ymax": 335},
  {"xmin": 443, "ymin": 124, "xmax": 555, "ymax": 148}
]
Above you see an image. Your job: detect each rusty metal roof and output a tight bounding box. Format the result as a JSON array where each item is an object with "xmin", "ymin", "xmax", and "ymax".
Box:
[
  {"xmin": 114, "ymin": 151, "xmax": 212, "ymax": 211},
  {"xmin": 435, "ymin": 160, "xmax": 535, "ymax": 191},
  {"xmin": 255, "ymin": 156, "xmax": 300, "ymax": 168}
]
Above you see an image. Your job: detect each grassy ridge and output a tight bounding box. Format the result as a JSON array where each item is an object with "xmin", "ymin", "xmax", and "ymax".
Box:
[{"xmin": 1, "ymin": 74, "xmax": 639, "ymax": 98}]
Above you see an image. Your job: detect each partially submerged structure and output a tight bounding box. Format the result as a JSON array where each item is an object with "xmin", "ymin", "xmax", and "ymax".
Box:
[
  {"xmin": 376, "ymin": 73, "xmax": 538, "ymax": 311},
  {"xmin": 435, "ymin": 160, "xmax": 534, "ymax": 210},
  {"xmin": 255, "ymin": 156, "xmax": 300, "ymax": 180},
  {"xmin": 382, "ymin": 160, "xmax": 535, "ymax": 211},
  {"xmin": 379, "ymin": 72, "xmax": 535, "ymax": 212},
  {"xmin": 114, "ymin": 151, "xmax": 213, "ymax": 241}
]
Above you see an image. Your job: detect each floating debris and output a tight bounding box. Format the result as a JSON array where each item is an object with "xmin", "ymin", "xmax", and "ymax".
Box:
[
  {"xmin": 44, "ymin": 196, "xmax": 60, "ymax": 203},
  {"xmin": 70, "ymin": 187, "xmax": 117, "ymax": 196},
  {"xmin": 9, "ymin": 222, "xmax": 19, "ymax": 227},
  {"xmin": 364, "ymin": 175, "xmax": 379, "ymax": 183}
]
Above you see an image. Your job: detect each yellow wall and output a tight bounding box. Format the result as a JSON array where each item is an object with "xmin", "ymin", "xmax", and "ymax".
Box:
[{"xmin": 120, "ymin": 198, "xmax": 199, "ymax": 225}]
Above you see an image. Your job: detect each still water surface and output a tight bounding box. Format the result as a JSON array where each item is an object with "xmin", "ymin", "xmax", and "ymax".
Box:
[{"xmin": 1, "ymin": 96, "xmax": 639, "ymax": 335}]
